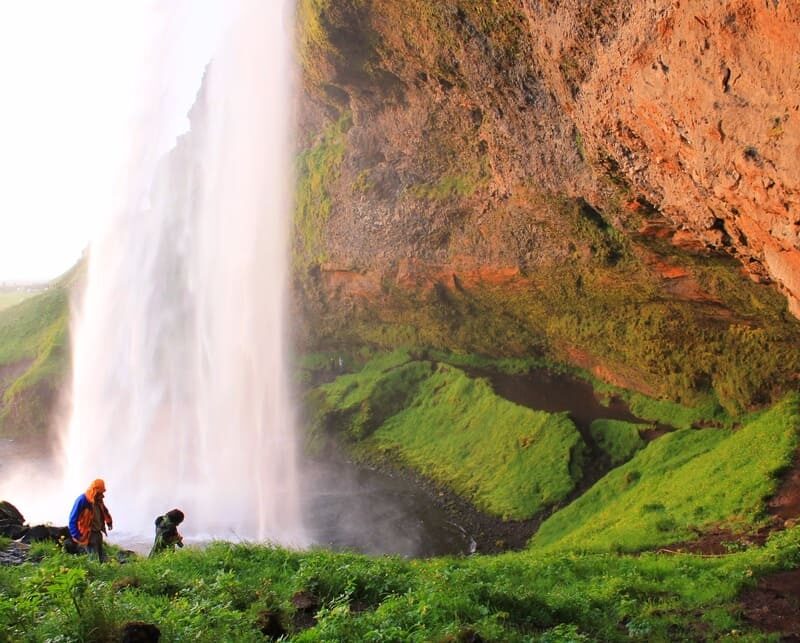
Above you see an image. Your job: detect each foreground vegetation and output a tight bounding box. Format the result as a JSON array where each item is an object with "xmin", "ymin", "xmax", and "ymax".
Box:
[{"xmin": 0, "ymin": 526, "xmax": 798, "ymax": 641}]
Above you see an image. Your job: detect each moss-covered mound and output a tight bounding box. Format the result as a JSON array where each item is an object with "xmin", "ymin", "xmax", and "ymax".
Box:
[
  {"xmin": 308, "ymin": 351, "xmax": 585, "ymax": 520},
  {"xmin": 533, "ymin": 394, "xmax": 800, "ymax": 553},
  {"xmin": 589, "ymin": 419, "xmax": 647, "ymax": 466}
]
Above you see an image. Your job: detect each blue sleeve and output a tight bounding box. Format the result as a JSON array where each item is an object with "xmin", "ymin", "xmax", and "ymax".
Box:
[{"xmin": 68, "ymin": 495, "xmax": 87, "ymax": 540}]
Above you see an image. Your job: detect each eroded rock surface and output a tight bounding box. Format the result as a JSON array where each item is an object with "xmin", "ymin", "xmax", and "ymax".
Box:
[{"xmin": 293, "ymin": 0, "xmax": 800, "ymax": 409}]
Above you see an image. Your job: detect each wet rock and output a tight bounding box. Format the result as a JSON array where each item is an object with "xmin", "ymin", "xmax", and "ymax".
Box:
[
  {"xmin": 0, "ymin": 541, "xmax": 29, "ymax": 566},
  {"xmin": 21, "ymin": 525, "xmax": 70, "ymax": 544},
  {"xmin": 0, "ymin": 500, "xmax": 27, "ymax": 539}
]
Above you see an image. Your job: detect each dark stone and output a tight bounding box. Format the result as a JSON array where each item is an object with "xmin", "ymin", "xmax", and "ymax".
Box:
[
  {"xmin": 256, "ymin": 609, "xmax": 287, "ymax": 640},
  {"xmin": 0, "ymin": 523, "xmax": 28, "ymax": 540},
  {"xmin": 0, "ymin": 501, "xmax": 25, "ymax": 525},
  {"xmin": 0, "ymin": 501, "xmax": 28, "ymax": 539},
  {"xmin": 21, "ymin": 525, "xmax": 70, "ymax": 543},
  {"xmin": 291, "ymin": 590, "xmax": 319, "ymax": 633},
  {"xmin": 120, "ymin": 621, "xmax": 160, "ymax": 643}
]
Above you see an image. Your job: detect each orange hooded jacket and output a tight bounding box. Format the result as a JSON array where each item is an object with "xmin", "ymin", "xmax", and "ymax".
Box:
[{"xmin": 68, "ymin": 479, "xmax": 113, "ymax": 545}]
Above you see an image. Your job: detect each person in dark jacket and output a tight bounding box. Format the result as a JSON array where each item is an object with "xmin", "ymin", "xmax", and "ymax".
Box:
[
  {"xmin": 149, "ymin": 509, "xmax": 184, "ymax": 557},
  {"xmin": 68, "ymin": 479, "xmax": 113, "ymax": 562}
]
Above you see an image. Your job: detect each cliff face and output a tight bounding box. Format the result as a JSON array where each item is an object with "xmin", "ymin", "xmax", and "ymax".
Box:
[
  {"xmin": 538, "ymin": 0, "xmax": 800, "ymax": 313},
  {"xmin": 293, "ymin": 0, "xmax": 800, "ymax": 412}
]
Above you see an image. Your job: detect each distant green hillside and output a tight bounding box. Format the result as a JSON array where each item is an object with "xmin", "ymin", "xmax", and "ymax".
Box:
[
  {"xmin": 0, "ymin": 279, "xmax": 72, "ymax": 436},
  {"xmin": 0, "ymin": 291, "xmax": 34, "ymax": 312}
]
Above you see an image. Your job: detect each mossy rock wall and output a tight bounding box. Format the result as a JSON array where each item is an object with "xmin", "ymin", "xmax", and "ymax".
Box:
[{"xmin": 292, "ymin": 1, "xmax": 800, "ymax": 415}]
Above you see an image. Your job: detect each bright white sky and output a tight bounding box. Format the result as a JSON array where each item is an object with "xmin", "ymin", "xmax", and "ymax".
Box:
[{"xmin": 0, "ymin": 1, "xmax": 228, "ymax": 282}]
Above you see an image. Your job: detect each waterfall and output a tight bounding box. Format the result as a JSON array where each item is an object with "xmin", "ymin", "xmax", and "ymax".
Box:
[{"xmin": 61, "ymin": 0, "xmax": 306, "ymax": 545}]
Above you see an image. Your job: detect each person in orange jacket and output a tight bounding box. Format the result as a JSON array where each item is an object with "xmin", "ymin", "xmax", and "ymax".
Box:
[{"xmin": 68, "ymin": 479, "xmax": 113, "ymax": 561}]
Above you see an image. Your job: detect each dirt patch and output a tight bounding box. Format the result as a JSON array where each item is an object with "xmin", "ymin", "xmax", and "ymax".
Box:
[
  {"xmin": 291, "ymin": 590, "xmax": 318, "ymax": 633},
  {"xmin": 658, "ymin": 525, "xmax": 770, "ymax": 556},
  {"xmin": 769, "ymin": 449, "xmax": 800, "ymax": 524},
  {"xmin": 741, "ymin": 569, "xmax": 800, "ymax": 640},
  {"xmin": 639, "ymin": 426, "xmax": 672, "ymax": 442},
  {"xmin": 663, "ymin": 447, "xmax": 800, "ymax": 555}
]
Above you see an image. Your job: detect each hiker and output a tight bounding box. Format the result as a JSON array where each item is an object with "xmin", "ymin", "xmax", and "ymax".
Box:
[
  {"xmin": 149, "ymin": 508, "xmax": 185, "ymax": 557},
  {"xmin": 68, "ymin": 479, "xmax": 113, "ymax": 562}
]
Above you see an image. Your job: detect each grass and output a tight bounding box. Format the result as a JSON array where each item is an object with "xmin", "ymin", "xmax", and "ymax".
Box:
[
  {"xmin": 532, "ymin": 393, "xmax": 800, "ymax": 552},
  {"xmin": 310, "ymin": 352, "xmax": 585, "ymax": 519},
  {"xmin": 0, "ymin": 527, "xmax": 799, "ymax": 640},
  {"xmin": 365, "ymin": 364, "xmax": 584, "ymax": 519},
  {"xmin": 294, "ymin": 111, "xmax": 352, "ymax": 272},
  {"xmin": 589, "ymin": 419, "xmax": 647, "ymax": 465}
]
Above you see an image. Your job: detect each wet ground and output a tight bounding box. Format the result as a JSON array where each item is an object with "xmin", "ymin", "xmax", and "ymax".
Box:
[
  {"xmin": 300, "ymin": 457, "xmax": 474, "ymax": 557},
  {"xmin": 742, "ymin": 569, "xmax": 800, "ymax": 640}
]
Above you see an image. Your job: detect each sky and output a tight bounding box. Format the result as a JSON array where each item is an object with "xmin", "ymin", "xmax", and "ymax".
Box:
[{"xmin": 0, "ymin": 1, "xmax": 228, "ymax": 282}]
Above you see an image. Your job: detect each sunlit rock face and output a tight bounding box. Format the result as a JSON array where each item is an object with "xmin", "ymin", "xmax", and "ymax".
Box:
[
  {"xmin": 531, "ymin": 0, "xmax": 800, "ymax": 314},
  {"xmin": 61, "ymin": 1, "xmax": 307, "ymax": 545},
  {"xmin": 289, "ymin": 0, "xmax": 800, "ymax": 411}
]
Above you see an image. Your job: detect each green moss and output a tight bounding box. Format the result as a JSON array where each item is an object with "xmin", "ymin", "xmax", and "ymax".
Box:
[
  {"xmin": 624, "ymin": 393, "xmax": 729, "ymax": 430},
  {"xmin": 589, "ymin": 419, "xmax": 647, "ymax": 465},
  {"xmin": 366, "ymin": 363, "xmax": 584, "ymax": 519},
  {"xmin": 532, "ymin": 393, "xmax": 800, "ymax": 552},
  {"xmin": 428, "ymin": 350, "xmax": 560, "ymax": 375},
  {"xmin": 294, "ymin": 112, "xmax": 352, "ymax": 271},
  {"xmin": 310, "ymin": 352, "xmax": 585, "ymax": 519},
  {"xmin": 407, "ymin": 173, "xmax": 481, "ymax": 200},
  {"xmin": 351, "ymin": 168, "xmax": 374, "ymax": 194},
  {"xmin": 307, "ymin": 349, "xmax": 426, "ymax": 444}
]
